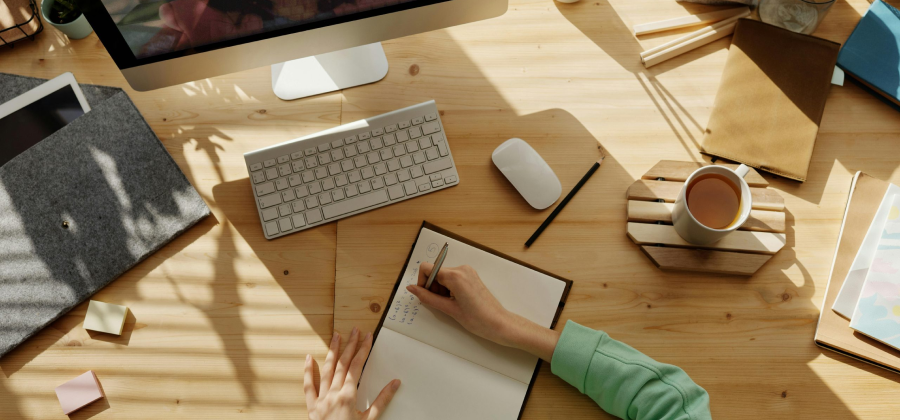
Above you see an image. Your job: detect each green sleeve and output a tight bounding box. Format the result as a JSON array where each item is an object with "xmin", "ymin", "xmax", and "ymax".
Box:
[{"xmin": 550, "ymin": 320, "xmax": 711, "ymax": 420}]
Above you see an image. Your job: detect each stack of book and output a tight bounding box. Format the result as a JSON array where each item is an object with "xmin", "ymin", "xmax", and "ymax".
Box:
[
  {"xmin": 837, "ymin": 0, "xmax": 900, "ymax": 111},
  {"xmin": 816, "ymin": 173, "xmax": 900, "ymax": 373}
]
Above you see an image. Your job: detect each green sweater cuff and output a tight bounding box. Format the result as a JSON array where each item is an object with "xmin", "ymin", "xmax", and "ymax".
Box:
[{"xmin": 550, "ymin": 320, "xmax": 604, "ymax": 393}]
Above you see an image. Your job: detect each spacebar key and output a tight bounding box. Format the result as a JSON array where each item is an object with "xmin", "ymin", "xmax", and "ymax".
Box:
[
  {"xmin": 322, "ymin": 190, "xmax": 389, "ymax": 219},
  {"xmin": 423, "ymin": 158, "xmax": 452, "ymax": 174}
]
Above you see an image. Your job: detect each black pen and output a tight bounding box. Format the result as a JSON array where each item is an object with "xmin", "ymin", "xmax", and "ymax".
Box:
[{"xmin": 525, "ymin": 157, "xmax": 604, "ymax": 247}]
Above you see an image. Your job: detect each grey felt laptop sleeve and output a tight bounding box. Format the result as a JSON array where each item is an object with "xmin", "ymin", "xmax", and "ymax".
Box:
[{"xmin": 0, "ymin": 73, "xmax": 210, "ymax": 358}]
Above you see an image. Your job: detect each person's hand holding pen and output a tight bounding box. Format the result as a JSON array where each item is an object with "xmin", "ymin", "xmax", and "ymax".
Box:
[{"xmin": 407, "ymin": 262, "xmax": 561, "ymax": 362}]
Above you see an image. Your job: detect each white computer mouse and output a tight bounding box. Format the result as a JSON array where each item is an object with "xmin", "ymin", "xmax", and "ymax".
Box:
[{"xmin": 491, "ymin": 138, "xmax": 562, "ymax": 210}]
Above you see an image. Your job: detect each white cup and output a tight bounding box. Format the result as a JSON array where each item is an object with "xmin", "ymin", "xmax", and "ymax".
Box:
[{"xmin": 672, "ymin": 164, "xmax": 752, "ymax": 245}]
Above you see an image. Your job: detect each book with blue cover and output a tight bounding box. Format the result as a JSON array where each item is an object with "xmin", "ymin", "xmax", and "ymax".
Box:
[{"xmin": 837, "ymin": 0, "xmax": 900, "ymax": 110}]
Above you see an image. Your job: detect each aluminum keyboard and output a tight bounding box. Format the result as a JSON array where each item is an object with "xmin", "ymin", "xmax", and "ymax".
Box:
[{"xmin": 244, "ymin": 100, "xmax": 459, "ymax": 239}]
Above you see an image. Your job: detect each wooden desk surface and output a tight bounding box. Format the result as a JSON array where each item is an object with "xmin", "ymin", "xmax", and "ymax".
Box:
[{"xmin": 2, "ymin": 0, "xmax": 900, "ymax": 418}]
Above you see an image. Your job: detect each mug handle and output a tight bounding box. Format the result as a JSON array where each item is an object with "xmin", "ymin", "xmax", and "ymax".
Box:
[{"xmin": 735, "ymin": 164, "xmax": 750, "ymax": 178}]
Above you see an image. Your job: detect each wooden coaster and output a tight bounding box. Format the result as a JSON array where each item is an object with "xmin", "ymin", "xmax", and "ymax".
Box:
[{"xmin": 626, "ymin": 160, "xmax": 786, "ymax": 276}]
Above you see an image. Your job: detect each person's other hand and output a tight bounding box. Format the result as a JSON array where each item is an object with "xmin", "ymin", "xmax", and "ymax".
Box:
[{"xmin": 304, "ymin": 328, "xmax": 400, "ymax": 420}]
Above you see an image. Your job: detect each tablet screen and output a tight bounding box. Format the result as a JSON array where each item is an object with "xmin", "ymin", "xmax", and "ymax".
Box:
[{"xmin": 0, "ymin": 85, "xmax": 86, "ymax": 167}]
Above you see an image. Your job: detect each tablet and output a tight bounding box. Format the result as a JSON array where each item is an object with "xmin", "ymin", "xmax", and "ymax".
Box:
[{"xmin": 0, "ymin": 72, "xmax": 91, "ymax": 167}]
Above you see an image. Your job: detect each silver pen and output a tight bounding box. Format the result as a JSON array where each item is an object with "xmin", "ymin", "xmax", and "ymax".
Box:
[{"xmin": 425, "ymin": 242, "xmax": 449, "ymax": 289}]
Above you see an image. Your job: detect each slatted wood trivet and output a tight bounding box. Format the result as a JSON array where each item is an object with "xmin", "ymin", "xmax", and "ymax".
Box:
[{"xmin": 626, "ymin": 161, "xmax": 787, "ymax": 276}]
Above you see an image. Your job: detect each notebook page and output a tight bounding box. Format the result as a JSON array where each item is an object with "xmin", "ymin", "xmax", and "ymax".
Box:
[
  {"xmin": 357, "ymin": 328, "xmax": 528, "ymax": 420},
  {"xmin": 382, "ymin": 227, "xmax": 566, "ymax": 384}
]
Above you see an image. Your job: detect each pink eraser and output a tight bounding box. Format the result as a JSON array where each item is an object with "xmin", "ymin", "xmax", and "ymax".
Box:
[{"xmin": 55, "ymin": 371, "xmax": 104, "ymax": 415}]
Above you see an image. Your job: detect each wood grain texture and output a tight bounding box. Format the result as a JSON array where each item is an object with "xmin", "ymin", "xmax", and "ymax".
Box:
[
  {"xmin": 627, "ymin": 223, "xmax": 786, "ymax": 254},
  {"xmin": 3, "ymin": 0, "xmax": 900, "ymax": 419},
  {"xmin": 640, "ymin": 246, "xmax": 772, "ymax": 276},
  {"xmin": 627, "ymin": 200, "xmax": 786, "ymax": 232},
  {"xmin": 627, "ymin": 179, "xmax": 786, "ymax": 211},
  {"xmin": 642, "ymin": 160, "xmax": 769, "ymax": 187}
]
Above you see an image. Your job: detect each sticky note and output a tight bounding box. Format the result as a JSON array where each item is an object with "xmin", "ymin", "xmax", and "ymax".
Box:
[
  {"xmin": 55, "ymin": 371, "xmax": 104, "ymax": 415},
  {"xmin": 83, "ymin": 300, "xmax": 128, "ymax": 335},
  {"xmin": 832, "ymin": 66, "xmax": 845, "ymax": 86}
]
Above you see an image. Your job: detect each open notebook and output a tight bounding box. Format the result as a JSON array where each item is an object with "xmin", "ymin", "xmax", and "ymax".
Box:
[{"xmin": 357, "ymin": 223, "xmax": 572, "ymax": 419}]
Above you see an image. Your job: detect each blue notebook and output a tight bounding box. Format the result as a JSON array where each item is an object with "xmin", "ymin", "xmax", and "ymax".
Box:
[{"xmin": 837, "ymin": 0, "xmax": 900, "ymax": 110}]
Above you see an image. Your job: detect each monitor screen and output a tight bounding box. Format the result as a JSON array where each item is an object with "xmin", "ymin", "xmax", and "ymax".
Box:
[
  {"xmin": 0, "ymin": 85, "xmax": 86, "ymax": 168},
  {"xmin": 99, "ymin": 0, "xmax": 424, "ymax": 60}
]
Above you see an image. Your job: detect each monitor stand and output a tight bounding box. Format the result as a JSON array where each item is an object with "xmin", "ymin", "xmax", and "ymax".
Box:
[{"xmin": 271, "ymin": 42, "xmax": 389, "ymax": 100}]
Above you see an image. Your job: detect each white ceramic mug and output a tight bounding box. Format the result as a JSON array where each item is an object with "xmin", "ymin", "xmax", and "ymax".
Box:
[{"xmin": 672, "ymin": 164, "xmax": 752, "ymax": 245}]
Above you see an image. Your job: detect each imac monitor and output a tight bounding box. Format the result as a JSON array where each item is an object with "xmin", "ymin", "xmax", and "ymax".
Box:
[{"xmin": 82, "ymin": 0, "xmax": 508, "ymax": 98}]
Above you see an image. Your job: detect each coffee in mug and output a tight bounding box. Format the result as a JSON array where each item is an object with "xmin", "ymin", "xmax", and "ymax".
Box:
[
  {"xmin": 685, "ymin": 173, "xmax": 741, "ymax": 230},
  {"xmin": 672, "ymin": 164, "xmax": 753, "ymax": 245}
]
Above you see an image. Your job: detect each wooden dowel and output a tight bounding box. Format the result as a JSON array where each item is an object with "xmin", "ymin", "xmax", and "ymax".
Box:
[
  {"xmin": 633, "ymin": 6, "xmax": 749, "ymax": 36},
  {"xmin": 639, "ymin": 10, "xmax": 750, "ymax": 59},
  {"xmin": 641, "ymin": 21, "xmax": 737, "ymax": 68}
]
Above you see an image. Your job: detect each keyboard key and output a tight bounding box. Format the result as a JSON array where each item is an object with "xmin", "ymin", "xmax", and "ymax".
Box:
[
  {"xmin": 348, "ymin": 171, "xmax": 362, "ymax": 183},
  {"xmin": 335, "ymin": 174, "xmax": 348, "ymax": 187},
  {"xmin": 345, "ymin": 184, "xmax": 358, "ymax": 197},
  {"xmin": 279, "ymin": 204, "xmax": 292, "ymax": 217},
  {"xmin": 282, "ymin": 190, "xmax": 296, "ymax": 202},
  {"xmin": 332, "ymin": 189, "xmax": 345, "ymax": 201},
  {"xmin": 432, "ymin": 179, "xmax": 444, "ymax": 188},
  {"xmin": 328, "ymin": 163, "xmax": 341, "ymax": 176},
  {"xmin": 275, "ymin": 178, "xmax": 289, "ymax": 190},
  {"xmin": 265, "ymin": 221, "xmax": 279, "ymax": 236},
  {"xmin": 319, "ymin": 193, "xmax": 333, "ymax": 205},
  {"xmin": 302, "ymin": 171, "xmax": 315, "ymax": 183},
  {"xmin": 367, "ymin": 152, "xmax": 381, "ymax": 164},
  {"xmin": 426, "ymin": 147, "xmax": 439, "ymax": 161},
  {"xmin": 292, "ymin": 213, "xmax": 306, "ymax": 228},
  {"xmin": 264, "ymin": 159, "xmax": 277, "ymax": 168},
  {"xmin": 408, "ymin": 126, "xmax": 423, "ymax": 139},
  {"xmin": 374, "ymin": 163, "xmax": 387, "ymax": 175},
  {"xmin": 358, "ymin": 181, "xmax": 372, "ymax": 194},
  {"xmin": 383, "ymin": 133, "xmax": 396, "ymax": 146},
  {"xmin": 305, "ymin": 157, "xmax": 318, "ymax": 168},
  {"xmin": 250, "ymin": 162, "xmax": 263, "ymax": 171},
  {"xmin": 252, "ymin": 171, "xmax": 266, "ymax": 184},
  {"xmin": 395, "ymin": 130, "xmax": 409, "ymax": 142},
  {"xmin": 410, "ymin": 165, "xmax": 424, "ymax": 178},
  {"xmin": 403, "ymin": 181, "xmax": 417, "ymax": 196},
  {"xmin": 385, "ymin": 173, "xmax": 398, "ymax": 185},
  {"xmin": 289, "ymin": 174, "xmax": 302, "ymax": 187},
  {"xmin": 357, "ymin": 142, "xmax": 371, "ymax": 154},
  {"xmin": 266, "ymin": 168, "xmax": 279, "ymax": 180},
  {"xmin": 306, "ymin": 209, "xmax": 323, "ymax": 224},
  {"xmin": 413, "ymin": 152, "xmax": 425, "ymax": 164},
  {"xmin": 292, "ymin": 200, "xmax": 305, "ymax": 212},
  {"xmin": 305, "ymin": 147, "xmax": 317, "ymax": 156},
  {"xmin": 371, "ymin": 177, "xmax": 385, "ymax": 190},
  {"xmin": 385, "ymin": 124, "xmax": 398, "ymax": 133},
  {"xmin": 393, "ymin": 145, "xmax": 407, "ymax": 157},
  {"xmin": 318, "ymin": 154, "xmax": 331, "ymax": 165},
  {"xmin": 322, "ymin": 178, "xmax": 336, "ymax": 190},
  {"xmin": 437, "ymin": 141, "xmax": 449, "ymax": 157},
  {"xmin": 412, "ymin": 116, "xmax": 424, "ymax": 125},
  {"xmin": 388, "ymin": 184, "xmax": 404, "ymax": 200},
  {"xmin": 397, "ymin": 169, "xmax": 411, "ymax": 182},
  {"xmin": 432, "ymin": 133, "xmax": 445, "ymax": 143},
  {"xmin": 354, "ymin": 156, "xmax": 367, "ymax": 168},
  {"xmin": 361, "ymin": 167, "xmax": 375, "ymax": 179},
  {"xmin": 295, "ymin": 185, "xmax": 309, "ymax": 198},
  {"xmin": 418, "ymin": 183, "xmax": 431, "ymax": 192},
  {"xmin": 422, "ymin": 121, "xmax": 441, "ymax": 135},
  {"xmin": 305, "ymin": 196, "xmax": 319, "ymax": 208},
  {"xmin": 259, "ymin": 194, "xmax": 282, "ymax": 208},
  {"xmin": 424, "ymin": 159, "xmax": 453, "ymax": 174},
  {"xmin": 370, "ymin": 137, "xmax": 384, "ymax": 150},
  {"xmin": 372, "ymin": 128, "xmax": 384, "ymax": 137},
  {"xmin": 291, "ymin": 151, "xmax": 304, "ymax": 160},
  {"xmin": 315, "ymin": 167, "xmax": 328, "ymax": 179},
  {"xmin": 418, "ymin": 137, "xmax": 431, "ymax": 149},
  {"xmin": 344, "ymin": 135, "xmax": 358, "ymax": 144},
  {"xmin": 278, "ymin": 155, "xmax": 290, "ymax": 164},
  {"xmin": 341, "ymin": 160, "xmax": 354, "ymax": 172},
  {"xmin": 398, "ymin": 120, "xmax": 411, "ymax": 129},
  {"xmin": 387, "ymin": 159, "xmax": 401, "ymax": 172},
  {"xmin": 380, "ymin": 149, "xmax": 393, "ymax": 161},
  {"xmin": 344, "ymin": 146, "xmax": 358, "ymax": 157},
  {"xmin": 425, "ymin": 112, "xmax": 437, "ymax": 122},
  {"xmin": 322, "ymin": 189, "xmax": 389, "ymax": 219},
  {"xmin": 317, "ymin": 143, "xmax": 331, "ymax": 152},
  {"xmin": 262, "ymin": 207, "xmax": 278, "ymax": 221},
  {"xmin": 256, "ymin": 182, "xmax": 275, "ymax": 196},
  {"xmin": 331, "ymin": 139, "xmax": 344, "ymax": 149},
  {"xmin": 331, "ymin": 149, "xmax": 344, "ymax": 161},
  {"xmin": 309, "ymin": 182, "xmax": 322, "ymax": 194},
  {"xmin": 406, "ymin": 142, "xmax": 419, "ymax": 153},
  {"xmin": 279, "ymin": 217, "xmax": 292, "ymax": 232},
  {"xmin": 292, "ymin": 161, "xmax": 305, "ymax": 172},
  {"xmin": 400, "ymin": 156, "xmax": 413, "ymax": 168},
  {"xmin": 445, "ymin": 175, "xmax": 458, "ymax": 184},
  {"xmin": 279, "ymin": 164, "xmax": 292, "ymax": 176},
  {"xmin": 430, "ymin": 174, "xmax": 441, "ymax": 181},
  {"xmin": 359, "ymin": 132, "xmax": 371, "ymax": 141}
]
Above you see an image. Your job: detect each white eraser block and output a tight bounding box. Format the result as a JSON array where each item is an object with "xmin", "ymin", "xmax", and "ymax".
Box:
[{"xmin": 83, "ymin": 300, "xmax": 128, "ymax": 335}]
